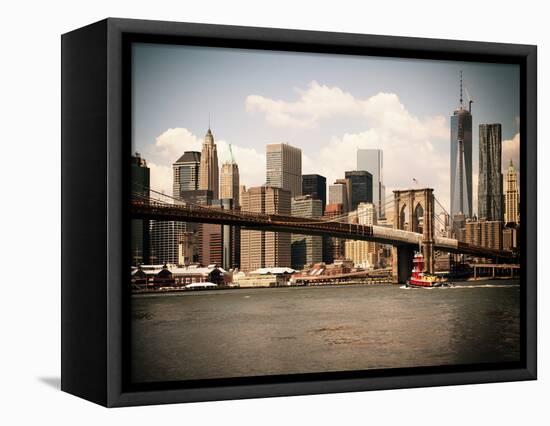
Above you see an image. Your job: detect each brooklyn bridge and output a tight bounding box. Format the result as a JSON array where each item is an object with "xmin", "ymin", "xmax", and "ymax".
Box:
[{"xmin": 131, "ymin": 186, "xmax": 516, "ymax": 283}]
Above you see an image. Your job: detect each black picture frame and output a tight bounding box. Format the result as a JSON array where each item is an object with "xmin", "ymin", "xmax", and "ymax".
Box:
[{"xmin": 61, "ymin": 17, "xmax": 537, "ymax": 407}]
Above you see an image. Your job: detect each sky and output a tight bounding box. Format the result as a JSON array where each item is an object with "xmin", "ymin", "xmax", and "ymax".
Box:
[{"xmin": 132, "ymin": 43, "xmax": 520, "ymax": 214}]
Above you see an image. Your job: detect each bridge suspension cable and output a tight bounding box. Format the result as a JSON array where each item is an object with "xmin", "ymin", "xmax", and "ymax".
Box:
[{"xmin": 133, "ymin": 183, "xmax": 385, "ymax": 226}]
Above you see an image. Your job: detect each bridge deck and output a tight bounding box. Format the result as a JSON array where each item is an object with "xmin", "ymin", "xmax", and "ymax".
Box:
[{"xmin": 130, "ymin": 200, "xmax": 515, "ymax": 260}]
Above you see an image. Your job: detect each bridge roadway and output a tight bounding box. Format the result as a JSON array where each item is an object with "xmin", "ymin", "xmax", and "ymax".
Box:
[{"xmin": 130, "ymin": 200, "xmax": 515, "ymax": 260}]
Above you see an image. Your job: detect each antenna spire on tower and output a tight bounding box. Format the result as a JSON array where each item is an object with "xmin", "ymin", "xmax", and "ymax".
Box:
[
  {"xmin": 229, "ymin": 143, "xmax": 235, "ymax": 163},
  {"xmin": 459, "ymin": 70, "xmax": 463, "ymax": 107}
]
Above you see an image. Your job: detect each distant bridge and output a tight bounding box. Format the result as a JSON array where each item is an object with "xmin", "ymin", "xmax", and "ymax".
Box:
[{"xmin": 130, "ymin": 199, "xmax": 515, "ymax": 261}]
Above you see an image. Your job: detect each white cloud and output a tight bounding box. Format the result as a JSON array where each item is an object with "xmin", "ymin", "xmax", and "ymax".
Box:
[
  {"xmin": 252, "ymin": 83, "xmax": 449, "ymax": 208},
  {"xmin": 246, "ymin": 81, "xmax": 451, "ymax": 208},
  {"xmin": 153, "ymin": 127, "xmax": 201, "ymax": 161},
  {"xmin": 142, "ymin": 128, "xmax": 202, "ymax": 197},
  {"xmin": 147, "ymin": 162, "xmax": 172, "ymax": 197},
  {"xmin": 146, "ymin": 128, "xmax": 267, "ymax": 194},
  {"xmin": 308, "ymin": 128, "xmax": 450, "ymax": 211},
  {"xmin": 246, "ymin": 81, "xmax": 361, "ymax": 128},
  {"xmin": 246, "ymin": 81, "xmax": 448, "ymax": 141},
  {"xmin": 502, "ymin": 133, "xmax": 520, "ymax": 171}
]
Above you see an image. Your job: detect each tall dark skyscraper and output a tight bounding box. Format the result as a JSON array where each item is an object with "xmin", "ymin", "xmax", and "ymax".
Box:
[
  {"xmin": 478, "ymin": 123, "xmax": 503, "ymax": 221},
  {"xmin": 450, "ymin": 72, "xmax": 473, "ymax": 221},
  {"xmin": 345, "ymin": 170, "xmax": 373, "ymax": 211},
  {"xmin": 131, "ymin": 153, "xmax": 150, "ymax": 265},
  {"xmin": 301, "ymin": 174, "xmax": 326, "ymax": 213},
  {"xmin": 172, "ymin": 151, "xmax": 201, "ymax": 201}
]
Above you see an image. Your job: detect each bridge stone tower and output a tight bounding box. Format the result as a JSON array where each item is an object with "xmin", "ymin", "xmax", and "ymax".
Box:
[{"xmin": 392, "ymin": 188, "xmax": 435, "ymax": 283}]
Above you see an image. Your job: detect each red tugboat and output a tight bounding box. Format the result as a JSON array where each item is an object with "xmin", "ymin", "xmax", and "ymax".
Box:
[{"xmin": 406, "ymin": 252, "xmax": 448, "ymax": 288}]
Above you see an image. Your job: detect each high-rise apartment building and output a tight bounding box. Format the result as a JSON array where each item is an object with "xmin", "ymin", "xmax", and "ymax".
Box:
[
  {"xmin": 462, "ymin": 219, "xmax": 503, "ymax": 251},
  {"xmin": 356, "ymin": 202, "xmax": 377, "ymax": 226},
  {"xmin": 199, "ymin": 128, "xmax": 219, "ymax": 199},
  {"xmin": 345, "ymin": 170, "xmax": 373, "ymax": 211},
  {"xmin": 505, "ymin": 159, "xmax": 519, "ymax": 224},
  {"xmin": 172, "ymin": 151, "xmax": 201, "ymax": 201},
  {"xmin": 291, "ymin": 195, "xmax": 323, "ymax": 270},
  {"xmin": 131, "ymin": 153, "xmax": 150, "ymax": 265},
  {"xmin": 345, "ymin": 202, "xmax": 378, "ymax": 268},
  {"xmin": 450, "ymin": 72, "xmax": 473, "ymax": 220},
  {"xmin": 240, "ymin": 186, "xmax": 291, "ymax": 272},
  {"xmin": 357, "ymin": 149, "xmax": 385, "ymax": 218},
  {"xmin": 301, "ymin": 174, "xmax": 326, "ymax": 213},
  {"xmin": 344, "ymin": 240, "xmax": 378, "ymax": 269},
  {"xmin": 220, "ymin": 161, "xmax": 240, "ymax": 207},
  {"xmin": 478, "ymin": 123, "xmax": 503, "ymax": 222},
  {"xmin": 266, "ymin": 143, "xmax": 302, "ymax": 197}
]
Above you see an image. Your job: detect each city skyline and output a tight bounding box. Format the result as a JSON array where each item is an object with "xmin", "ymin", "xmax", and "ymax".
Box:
[
  {"xmin": 121, "ymin": 32, "xmax": 525, "ymax": 391},
  {"xmin": 132, "ymin": 43, "xmax": 520, "ymax": 214}
]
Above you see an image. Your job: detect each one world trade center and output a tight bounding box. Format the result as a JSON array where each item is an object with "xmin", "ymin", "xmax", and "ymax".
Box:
[{"xmin": 450, "ymin": 71, "xmax": 473, "ymax": 224}]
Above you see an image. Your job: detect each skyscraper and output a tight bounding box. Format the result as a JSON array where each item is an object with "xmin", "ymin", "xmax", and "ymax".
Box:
[
  {"xmin": 150, "ymin": 221, "xmax": 188, "ymax": 265},
  {"xmin": 357, "ymin": 202, "xmax": 377, "ymax": 226},
  {"xmin": 450, "ymin": 72, "xmax": 473, "ymax": 220},
  {"xmin": 199, "ymin": 128, "xmax": 219, "ymax": 199},
  {"xmin": 344, "ymin": 240, "xmax": 378, "ymax": 269},
  {"xmin": 240, "ymin": 186, "xmax": 291, "ymax": 272},
  {"xmin": 131, "ymin": 153, "xmax": 150, "ymax": 265},
  {"xmin": 345, "ymin": 202, "xmax": 379, "ymax": 268},
  {"xmin": 323, "ymin": 203, "xmax": 345, "ymax": 263},
  {"xmin": 266, "ymin": 143, "xmax": 302, "ymax": 197},
  {"xmin": 345, "ymin": 170, "xmax": 373, "ymax": 211},
  {"xmin": 357, "ymin": 149, "xmax": 385, "ymax": 218},
  {"xmin": 164, "ymin": 152, "xmax": 204, "ymax": 266},
  {"xmin": 220, "ymin": 161, "xmax": 240, "ymax": 206},
  {"xmin": 212, "ymin": 198, "xmax": 240, "ymax": 270},
  {"xmin": 462, "ymin": 219, "xmax": 503, "ymax": 251},
  {"xmin": 291, "ymin": 195, "xmax": 323, "ymax": 270},
  {"xmin": 478, "ymin": 123, "xmax": 503, "ymax": 222},
  {"xmin": 172, "ymin": 151, "xmax": 201, "ymax": 201},
  {"xmin": 301, "ymin": 174, "xmax": 326, "ymax": 213},
  {"xmin": 198, "ymin": 223, "xmax": 223, "ymax": 267},
  {"xmin": 329, "ymin": 180, "xmax": 350, "ymax": 212},
  {"xmin": 180, "ymin": 189, "xmax": 215, "ymax": 266},
  {"xmin": 505, "ymin": 159, "xmax": 519, "ymax": 224},
  {"xmin": 153, "ymin": 187, "xmax": 212, "ymax": 266}
]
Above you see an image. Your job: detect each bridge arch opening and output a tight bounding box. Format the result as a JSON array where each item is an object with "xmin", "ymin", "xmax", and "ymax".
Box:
[
  {"xmin": 399, "ymin": 204, "xmax": 409, "ymax": 231},
  {"xmin": 413, "ymin": 202, "xmax": 424, "ymax": 234}
]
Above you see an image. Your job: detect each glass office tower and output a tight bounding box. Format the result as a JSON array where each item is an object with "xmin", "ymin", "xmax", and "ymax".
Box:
[
  {"xmin": 450, "ymin": 74, "xmax": 473, "ymax": 221},
  {"xmin": 357, "ymin": 149, "xmax": 385, "ymax": 219}
]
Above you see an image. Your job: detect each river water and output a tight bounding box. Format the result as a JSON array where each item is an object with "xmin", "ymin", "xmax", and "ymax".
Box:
[{"xmin": 130, "ymin": 280, "xmax": 520, "ymax": 384}]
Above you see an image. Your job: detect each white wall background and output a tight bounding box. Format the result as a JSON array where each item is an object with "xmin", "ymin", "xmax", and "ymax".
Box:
[{"xmin": 1, "ymin": 0, "xmax": 546, "ymax": 423}]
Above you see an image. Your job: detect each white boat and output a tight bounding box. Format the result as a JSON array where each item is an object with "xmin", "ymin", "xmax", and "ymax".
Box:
[{"xmin": 184, "ymin": 282, "xmax": 218, "ymax": 290}]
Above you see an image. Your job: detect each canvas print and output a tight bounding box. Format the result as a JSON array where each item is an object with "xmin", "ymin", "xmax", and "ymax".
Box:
[{"xmin": 129, "ymin": 43, "xmax": 521, "ymax": 384}]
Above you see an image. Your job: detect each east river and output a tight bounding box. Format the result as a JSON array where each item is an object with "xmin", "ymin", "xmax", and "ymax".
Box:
[{"xmin": 130, "ymin": 280, "xmax": 520, "ymax": 383}]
